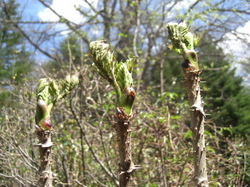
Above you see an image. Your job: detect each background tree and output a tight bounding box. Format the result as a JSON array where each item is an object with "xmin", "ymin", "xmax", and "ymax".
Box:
[
  {"xmin": 0, "ymin": 0, "xmax": 33, "ymax": 107},
  {"xmin": 1, "ymin": 0, "xmax": 250, "ymax": 186},
  {"xmin": 199, "ymin": 38, "xmax": 250, "ymax": 139}
]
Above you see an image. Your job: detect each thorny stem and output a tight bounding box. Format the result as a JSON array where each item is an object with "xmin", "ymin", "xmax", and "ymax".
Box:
[
  {"xmin": 167, "ymin": 23, "xmax": 208, "ymax": 187},
  {"xmin": 35, "ymin": 75, "xmax": 78, "ymax": 187},
  {"xmin": 36, "ymin": 129, "xmax": 53, "ymax": 187},
  {"xmin": 185, "ymin": 71, "xmax": 208, "ymax": 186},
  {"xmin": 114, "ymin": 108, "xmax": 133, "ymax": 187},
  {"xmin": 89, "ymin": 41, "xmax": 136, "ymax": 186}
]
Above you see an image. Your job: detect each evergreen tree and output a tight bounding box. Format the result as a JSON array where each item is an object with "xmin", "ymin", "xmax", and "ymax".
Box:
[
  {"xmin": 0, "ymin": 0, "xmax": 33, "ymax": 107},
  {"xmin": 199, "ymin": 39, "xmax": 250, "ymax": 138},
  {"xmin": 152, "ymin": 37, "xmax": 250, "ymax": 138},
  {"xmin": 42, "ymin": 33, "xmax": 84, "ymax": 78}
]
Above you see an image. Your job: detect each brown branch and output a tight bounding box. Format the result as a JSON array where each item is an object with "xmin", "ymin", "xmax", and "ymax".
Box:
[
  {"xmin": 1, "ymin": 1, "xmax": 58, "ymax": 61},
  {"xmin": 132, "ymin": 0, "xmax": 140, "ymax": 57},
  {"xmin": 36, "ymin": 127, "xmax": 53, "ymax": 187},
  {"xmin": 114, "ymin": 107, "xmax": 136, "ymax": 187},
  {"xmin": 69, "ymin": 96, "xmax": 119, "ymax": 186},
  {"xmin": 215, "ymin": 8, "xmax": 250, "ymax": 15},
  {"xmin": 38, "ymin": 0, "xmax": 90, "ymax": 44},
  {"xmin": 0, "ymin": 19, "xmax": 68, "ymax": 24}
]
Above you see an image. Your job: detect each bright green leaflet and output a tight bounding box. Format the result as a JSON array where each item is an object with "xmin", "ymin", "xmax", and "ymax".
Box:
[
  {"xmin": 167, "ymin": 22, "xmax": 202, "ymax": 70},
  {"xmin": 35, "ymin": 75, "xmax": 79, "ymax": 127},
  {"xmin": 89, "ymin": 40, "xmax": 135, "ymax": 115}
]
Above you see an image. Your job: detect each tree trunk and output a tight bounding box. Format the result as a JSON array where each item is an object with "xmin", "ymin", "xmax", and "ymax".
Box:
[
  {"xmin": 114, "ymin": 107, "xmax": 134, "ymax": 187},
  {"xmin": 36, "ymin": 128, "xmax": 53, "ymax": 187},
  {"xmin": 184, "ymin": 69, "xmax": 208, "ymax": 187}
]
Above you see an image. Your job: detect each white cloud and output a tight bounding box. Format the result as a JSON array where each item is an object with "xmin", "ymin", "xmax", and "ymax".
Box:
[
  {"xmin": 173, "ymin": 0, "xmax": 196, "ymax": 11},
  {"xmin": 237, "ymin": 21, "xmax": 250, "ymax": 43},
  {"xmin": 218, "ymin": 20, "xmax": 250, "ymax": 85},
  {"xmin": 38, "ymin": 0, "xmax": 98, "ymax": 24},
  {"xmin": 219, "ymin": 20, "xmax": 250, "ymax": 61}
]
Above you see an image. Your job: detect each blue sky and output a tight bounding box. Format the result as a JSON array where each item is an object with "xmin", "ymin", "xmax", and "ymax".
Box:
[
  {"xmin": 14, "ymin": 0, "xmax": 250, "ymax": 85},
  {"xmin": 17, "ymin": 0, "xmax": 44, "ymax": 20}
]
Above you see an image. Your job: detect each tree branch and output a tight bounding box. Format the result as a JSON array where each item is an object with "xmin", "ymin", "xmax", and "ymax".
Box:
[{"xmin": 70, "ymin": 96, "xmax": 119, "ymax": 186}]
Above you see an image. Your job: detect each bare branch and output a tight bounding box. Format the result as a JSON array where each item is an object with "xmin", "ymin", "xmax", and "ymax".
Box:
[
  {"xmin": 133, "ymin": 0, "xmax": 140, "ymax": 57},
  {"xmin": 38, "ymin": 0, "xmax": 90, "ymax": 44},
  {"xmin": 70, "ymin": 95, "xmax": 119, "ymax": 186}
]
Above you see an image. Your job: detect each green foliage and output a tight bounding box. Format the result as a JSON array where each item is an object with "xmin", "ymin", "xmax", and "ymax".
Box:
[
  {"xmin": 35, "ymin": 75, "xmax": 79, "ymax": 128},
  {"xmin": 167, "ymin": 22, "xmax": 201, "ymax": 69},
  {"xmin": 89, "ymin": 40, "xmax": 136, "ymax": 114},
  {"xmin": 199, "ymin": 38, "xmax": 250, "ymax": 138},
  {"xmin": 0, "ymin": 0, "xmax": 34, "ymax": 110},
  {"xmin": 0, "ymin": 90, "xmax": 12, "ymax": 107}
]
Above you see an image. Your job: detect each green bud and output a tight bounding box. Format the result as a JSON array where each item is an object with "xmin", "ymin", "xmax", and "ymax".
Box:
[
  {"xmin": 58, "ymin": 74, "xmax": 79, "ymax": 99},
  {"xmin": 89, "ymin": 40, "xmax": 136, "ymax": 115},
  {"xmin": 66, "ymin": 74, "xmax": 79, "ymax": 86},
  {"xmin": 35, "ymin": 99, "xmax": 49, "ymax": 125},
  {"xmin": 167, "ymin": 22, "xmax": 201, "ymax": 70},
  {"xmin": 35, "ymin": 75, "xmax": 78, "ymax": 129},
  {"xmin": 115, "ymin": 58, "xmax": 135, "ymax": 114},
  {"xmin": 89, "ymin": 40, "xmax": 115, "ymax": 84},
  {"xmin": 184, "ymin": 32, "xmax": 194, "ymax": 50},
  {"xmin": 37, "ymin": 78, "xmax": 50, "ymax": 103}
]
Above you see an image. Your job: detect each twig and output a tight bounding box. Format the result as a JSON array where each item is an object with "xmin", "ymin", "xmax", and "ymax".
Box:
[
  {"xmin": 11, "ymin": 137, "xmax": 39, "ymax": 170},
  {"xmin": 133, "ymin": 0, "xmax": 140, "ymax": 57},
  {"xmin": 99, "ymin": 120, "xmax": 118, "ymax": 180},
  {"xmin": 86, "ymin": 170, "xmax": 107, "ymax": 187},
  {"xmin": 0, "ymin": 173, "xmax": 30, "ymax": 186},
  {"xmin": 70, "ymin": 97, "xmax": 119, "ymax": 186},
  {"xmin": 74, "ymin": 179, "xmax": 87, "ymax": 187}
]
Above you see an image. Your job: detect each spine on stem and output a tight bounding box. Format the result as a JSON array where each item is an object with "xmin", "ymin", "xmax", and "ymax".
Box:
[
  {"xmin": 89, "ymin": 40, "xmax": 136, "ymax": 187},
  {"xmin": 35, "ymin": 75, "xmax": 78, "ymax": 187},
  {"xmin": 167, "ymin": 23, "xmax": 208, "ymax": 187}
]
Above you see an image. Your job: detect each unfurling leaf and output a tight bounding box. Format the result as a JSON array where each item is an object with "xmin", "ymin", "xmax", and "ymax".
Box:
[
  {"xmin": 89, "ymin": 40, "xmax": 136, "ymax": 115},
  {"xmin": 35, "ymin": 75, "xmax": 79, "ymax": 130},
  {"xmin": 167, "ymin": 22, "xmax": 202, "ymax": 70},
  {"xmin": 89, "ymin": 40, "xmax": 115, "ymax": 85}
]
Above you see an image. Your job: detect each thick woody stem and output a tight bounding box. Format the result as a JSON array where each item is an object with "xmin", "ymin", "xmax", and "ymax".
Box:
[
  {"xmin": 167, "ymin": 22, "xmax": 208, "ymax": 186},
  {"xmin": 35, "ymin": 76, "xmax": 78, "ymax": 187},
  {"xmin": 114, "ymin": 107, "xmax": 133, "ymax": 187},
  {"xmin": 36, "ymin": 128, "xmax": 53, "ymax": 187},
  {"xmin": 184, "ymin": 70, "xmax": 208, "ymax": 187},
  {"xmin": 89, "ymin": 40, "xmax": 136, "ymax": 186}
]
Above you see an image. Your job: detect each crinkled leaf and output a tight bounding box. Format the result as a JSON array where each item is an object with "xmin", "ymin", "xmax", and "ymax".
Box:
[
  {"xmin": 35, "ymin": 75, "xmax": 78, "ymax": 128},
  {"xmin": 167, "ymin": 22, "xmax": 201, "ymax": 69},
  {"xmin": 89, "ymin": 40, "xmax": 136, "ymax": 114},
  {"xmin": 89, "ymin": 40, "xmax": 115, "ymax": 85}
]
